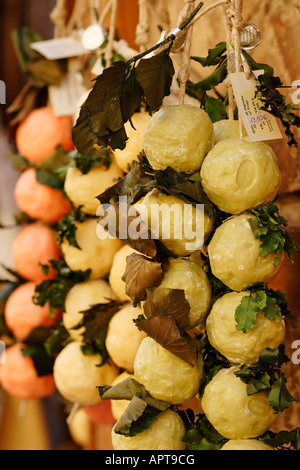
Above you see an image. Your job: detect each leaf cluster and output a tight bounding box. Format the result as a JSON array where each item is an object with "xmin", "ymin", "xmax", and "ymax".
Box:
[
  {"xmin": 72, "ymin": 47, "xmax": 175, "ymax": 155},
  {"xmin": 182, "ymin": 413, "xmax": 227, "ymax": 450},
  {"xmin": 134, "ymin": 287, "xmax": 203, "ymax": 367},
  {"xmin": 71, "ymin": 299, "xmax": 124, "ymax": 365},
  {"xmin": 255, "ymin": 70, "xmax": 300, "ymax": 146},
  {"xmin": 68, "ymin": 146, "xmax": 113, "ymax": 175},
  {"xmin": 235, "ymin": 348, "xmax": 297, "ymax": 415},
  {"xmin": 21, "ymin": 323, "xmax": 70, "ymax": 377},
  {"xmin": 33, "ymin": 259, "xmax": 91, "ymax": 313},
  {"xmin": 7, "ymin": 146, "xmax": 71, "ymax": 192},
  {"xmin": 97, "ymin": 155, "xmax": 215, "ymax": 259},
  {"xmin": 201, "ymin": 338, "xmax": 296, "ymax": 415},
  {"xmin": 182, "ymin": 409, "xmax": 300, "ymax": 450},
  {"xmin": 235, "ymin": 283, "xmax": 290, "ymax": 333},
  {"xmin": 55, "ymin": 203, "xmax": 90, "ymax": 249},
  {"xmin": 248, "ymin": 203, "xmax": 295, "ymax": 265},
  {"xmin": 8, "ymin": 28, "xmax": 67, "ymax": 125},
  {"xmin": 98, "ymin": 377, "xmax": 172, "ymax": 437},
  {"xmin": 0, "ymin": 265, "xmax": 26, "ymax": 342}
]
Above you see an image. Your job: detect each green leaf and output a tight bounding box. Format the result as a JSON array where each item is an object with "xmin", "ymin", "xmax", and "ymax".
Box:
[
  {"xmin": 44, "ymin": 323, "xmax": 71, "ymax": 357},
  {"xmin": 182, "ymin": 414, "xmax": 227, "ymax": 450},
  {"xmin": 11, "ymin": 27, "xmax": 66, "ymax": 88},
  {"xmin": 35, "ymin": 147, "xmax": 72, "ymax": 190},
  {"xmin": 33, "ymin": 260, "xmax": 91, "ymax": 313},
  {"xmin": 153, "ymin": 166, "xmax": 215, "ymax": 217},
  {"xmin": 263, "ymin": 296, "xmax": 282, "ymax": 322},
  {"xmin": 187, "ymin": 60, "xmax": 228, "ymax": 93},
  {"xmin": 241, "ymin": 50, "xmax": 274, "ymax": 75},
  {"xmin": 268, "ymin": 376, "xmax": 298, "ymax": 414},
  {"xmin": 204, "ymin": 96, "xmax": 228, "ymax": 123},
  {"xmin": 55, "ymin": 204, "xmax": 89, "ymax": 249},
  {"xmin": 235, "ymin": 286, "xmax": 286, "ymax": 333},
  {"xmin": 21, "ymin": 344, "xmax": 55, "ymax": 377},
  {"xmin": 248, "ymin": 203, "xmax": 295, "ymax": 263},
  {"xmin": 235, "ymin": 294, "xmax": 259, "ymax": 333},
  {"xmin": 246, "ymin": 371, "xmax": 271, "ymax": 395},
  {"xmin": 255, "ymin": 69, "xmax": 300, "ymax": 146},
  {"xmin": 191, "ymin": 42, "xmax": 227, "ymax": 67},
  {"xmin": 262, "ymin": 428, "xmax": 300, "ymax": 450},
  {"xmin": 98, "ymin": 377, "xmax": 171, "ymax": 437},
  {"xmin": 70, "ymin": 147, "xmax": 113, "ymax": 175},
  {"xmin": 7, "ymin": 151, "xmax": 32, "ymax": 172}
]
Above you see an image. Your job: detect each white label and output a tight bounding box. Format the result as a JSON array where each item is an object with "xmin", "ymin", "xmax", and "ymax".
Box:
[
  {"xmin": 230, "ymin": 70, "xmax": 282, "ymax": 142},
  {"xmin": 31, "ymin": 37, "xmax": 88, "ymax": 60},
  {"xmin": 49, "ymin": 72, "xmax": 88, "ymax": 117}
]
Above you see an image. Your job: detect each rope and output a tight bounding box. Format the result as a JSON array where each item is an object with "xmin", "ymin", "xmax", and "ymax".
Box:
[
  {"xmin": 99, "ymin": 0, "xmax": 114, "ymax": 27},
  {"xmin": 50, "ymin": 0, "xmax": 68, "ymax": 38},
  {"xmin": 177, "ymin": 1, "xmax": 196, "ymax": 104},
  {"xmin": 105, "ymin": 0, "xmax": 119, "ymax": 68},
  {"xmin": 136, "ymin": 0, "xmax": 150, "ymax": 52},
  {"xmin": 224, "ymin": 0, "xmax": 245, "ymax": 136},
  {"xmin": 67, "ymin": 0, "xmax": 89, "ymax": 33}
]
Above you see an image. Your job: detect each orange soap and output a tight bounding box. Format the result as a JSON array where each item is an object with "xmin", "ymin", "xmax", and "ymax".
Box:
[
  {"xmin": 12, "ymin": 223, "xmax": 61, "ymax": 282},
  {"xmin": 83, "ymin": 400, "xmax": 117, "ymax": 426},
  {"xmin": 0, "ymin": 343, "xmax": 56, "ymax": 400},
  {"xmin": 4, "ymin": 282, "xmax": 55, "ymax": 340},
  {"xmin": 14, "ymin": 167, "xmax": 71, "ymax": 224},
  {"xmin": 16, "ymin": 106, "xmax": 74, "ymax": 164}
]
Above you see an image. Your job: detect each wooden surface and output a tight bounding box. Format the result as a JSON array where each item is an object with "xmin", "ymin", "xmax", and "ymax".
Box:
[{"xmin": 269, "ymin": 227, "xmax": 300, "ymax": 432}]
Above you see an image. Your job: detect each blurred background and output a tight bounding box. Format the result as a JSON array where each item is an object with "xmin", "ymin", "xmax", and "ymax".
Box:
[{"xmin": 0, "ymin": 0, "xmax": 299, "ymax": 450}]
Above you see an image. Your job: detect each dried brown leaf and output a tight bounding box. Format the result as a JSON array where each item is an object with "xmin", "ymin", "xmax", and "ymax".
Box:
[
  {"xmin": 122, "ymin": 253, "xmax": 163, "ymax": 307},
  {"xmin": 135, "ymin": 315, "xmax": 198, "ymax": 366}
]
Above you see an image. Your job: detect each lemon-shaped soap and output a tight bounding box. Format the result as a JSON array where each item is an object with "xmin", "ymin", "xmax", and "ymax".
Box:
[
  {"xmin": 105, "ymin": 304, "xmax": 147, "ymax": 372},
  {"xmin": 63, "ymin": 279, "xmax": 117, "ymax": 341},
  {"xmin": 114, "ymin": 112, "xmax": 152, "ymax": 172},
  {"xmin": 136, "ymin": 189, "xmax": 214, "ymax": 257},
  {"xmin": 201, "ymin": 367, "xmax": 277, "ymax": 439},
  {"xmin": 110, "ymin": 371, "xmax": 136, "ymax": 421},
  {"xmin": 200, "ymin": 139, "xmax": 281, "ymax": 214},
  {"xmin": 142, "ymin": 105, "xmax": 214, "ymax": 174},
  {"xmin": 134, "ymin": 337, "xmax": 203, "ymax": 404},
  {"xmin": 64, "ymin": 157, "xmax": 123, "ymax": 215},
  {"xmin": 206, "ymin": 291, "xmax": 285, "ymax": 364},
  {"xmin": 213, "ymin": 119, "xmax": 242, "ymax": 144},
  {"xmin": 68, "ymin": 408, "xmax": 91, "ymax": 448},
  {"xmin": 53, "ymin": 341, "xmax": 119, "ymax": 406},
  {"xmin": 111, "ymin": 410, "xmax": 186, "ymax": 450},
  {"xmin": 154, "ymin": 258, "xmax": 211, "ymax": 328},
  {"xmin": 61, "ymin": 218, "xmax": 123, "ymax": 279},
  {"xmin": 109, "ymin": 244, "xmax": 136, "ymax": 301},
  {"xmin": 207, "ymin": 213, "xmax": 284, "ymax": 291},
  {"xmin": 221, "ymin": 439, "xmax": 274, "ymax": 450}
]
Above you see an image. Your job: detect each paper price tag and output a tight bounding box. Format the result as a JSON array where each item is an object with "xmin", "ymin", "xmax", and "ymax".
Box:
[
  {"xmin": 230, "ymin": 70, "xmax": 282, "ymax": 142},
  {"xmin": 31, "ymin": 37, "xmax": 88, "ymax": 60}
]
